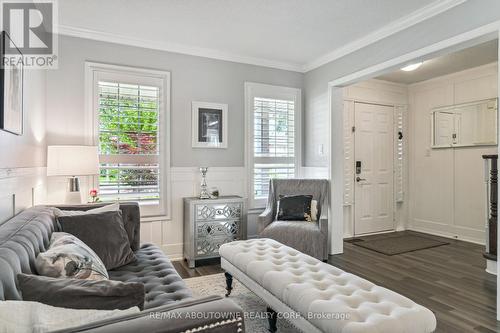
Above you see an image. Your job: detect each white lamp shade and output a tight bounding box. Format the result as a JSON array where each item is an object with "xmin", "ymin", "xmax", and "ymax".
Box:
[{"xmin": 47, "ymin": 146, "xmax": 99, "ymax": 176}]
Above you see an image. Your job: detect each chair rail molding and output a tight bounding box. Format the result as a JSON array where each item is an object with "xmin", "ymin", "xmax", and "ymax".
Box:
[{"xmin": 0, "ymin": 167, "xmax": 47, "ymax": 225}]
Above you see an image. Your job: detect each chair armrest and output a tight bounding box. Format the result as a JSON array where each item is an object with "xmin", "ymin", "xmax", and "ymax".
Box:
[
  {"xmin": 54, "ymin": 295, "xmax": 244, "ymax": 333},
  {"xmin": 258, "ymin": 208, "xmax": 274, "ymax": 234},
  {"xmin": 318, "ymin": 205, "xmax": 328, "ymax": 234}
]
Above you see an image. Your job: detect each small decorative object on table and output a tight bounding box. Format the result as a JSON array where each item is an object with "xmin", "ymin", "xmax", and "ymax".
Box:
[
  {"xmin": 199, "ymin": 167, "xmax": 210, "ymax": 199},
  {"xmin": 89, "ymin": 189, "xmax": 100, "ymax": 203},
  {"xmin": 209, "ymin": 187, "xmax": 219, "ymax": 199}
]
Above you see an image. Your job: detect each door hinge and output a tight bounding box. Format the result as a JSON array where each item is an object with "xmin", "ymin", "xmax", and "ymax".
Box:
[{"xmin": 352, "ymin": 126, "xmax": 356, "ymax": 133}]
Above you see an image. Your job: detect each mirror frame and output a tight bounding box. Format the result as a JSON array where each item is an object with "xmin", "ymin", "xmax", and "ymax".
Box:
[{"xmin": 430, "ymin": 97, "xmax": 498, "ymax": 149}]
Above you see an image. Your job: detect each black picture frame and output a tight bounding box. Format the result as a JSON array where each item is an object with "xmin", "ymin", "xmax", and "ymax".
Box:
[
  {"xmin": 191, "ymin": 102, "xmax": 228, "ymax": 148},
  {"xmin": 198, "ymin": 108, "xmax": 223, "ymax": 143},
  {"xmin": 0, "ymin": 31, "xmax": 24, "ymax": 135}
]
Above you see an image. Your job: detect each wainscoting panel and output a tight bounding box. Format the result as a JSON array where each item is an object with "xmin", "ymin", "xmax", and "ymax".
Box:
[
  {"xmin": 408, "ymin": 63, "xmax": 497, "ymax": 244},
  {"xmin": 140, "ymin": 167, "xmax": 246, "ymax": 260},
  {"xmin": 301, "ymin": 167, "xmax": 328, "ymax": 179},
  {"xmin": 0, "ymin": 167, "xmax": 47, "ymax": 225}
]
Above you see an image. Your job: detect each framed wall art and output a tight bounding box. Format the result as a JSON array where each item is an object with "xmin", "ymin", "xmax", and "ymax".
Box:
[
  {"xmin": 192, "ymin": 101, "xmax": 228, "ymax": 148},
  {"xmin": 0, "ymin": 31, "xmax": 24, "ymax": 135}
]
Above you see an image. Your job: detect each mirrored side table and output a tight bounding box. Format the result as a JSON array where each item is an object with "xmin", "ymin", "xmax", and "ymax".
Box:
[{"xmin": 183, "ymin": 196, "xmax": 246, "ymax": 268}]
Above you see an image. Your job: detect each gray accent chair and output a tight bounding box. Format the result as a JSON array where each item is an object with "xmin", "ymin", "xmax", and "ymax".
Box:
[{"xmin": 258, "ymin": 179, "xmax": 329, "ymax": 261}]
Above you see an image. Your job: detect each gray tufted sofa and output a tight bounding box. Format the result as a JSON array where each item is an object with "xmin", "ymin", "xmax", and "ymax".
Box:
[{"xmin": 0, "ymin": 203, "xmax": 244, "ymax": 333}]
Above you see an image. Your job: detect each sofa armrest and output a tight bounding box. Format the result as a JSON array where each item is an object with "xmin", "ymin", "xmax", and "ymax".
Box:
[
  {"xmin": 257, "ymin": 208, "xmax": 274, "ymax": 234},
  {"xmin": 54, "ymin": 295, "xmax": 244, "ymax": 333},
  {"xmin": 51, "ymin": 202, "xmax": 141, "ymax": 251}
]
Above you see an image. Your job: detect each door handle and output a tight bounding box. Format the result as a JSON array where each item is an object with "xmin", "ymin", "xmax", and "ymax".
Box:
[{"xmin": 356, "ymin": 177, "xmax": 367, "ymax": 182}]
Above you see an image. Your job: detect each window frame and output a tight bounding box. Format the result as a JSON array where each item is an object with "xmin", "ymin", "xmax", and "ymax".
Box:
[
  {"xmin": 245, "ymin": 82, "xmax": 302, "ymax": 209},
  {"xmin": 85, "ymin": 62, "xmax": 171, "ymax": 220}
]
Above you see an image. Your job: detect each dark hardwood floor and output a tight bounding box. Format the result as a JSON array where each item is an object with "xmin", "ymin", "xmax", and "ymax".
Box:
[{"xmin": 173, "ymin": 231, "xmax": 498, "ymax": 333}]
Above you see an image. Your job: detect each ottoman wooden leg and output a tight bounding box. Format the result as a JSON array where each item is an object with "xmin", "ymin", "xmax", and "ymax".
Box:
[
  {"xmin": 266, "ymin": 307, "xmax": 277, "ymax": 332},
  {"xmin": 224, "ymin": 272, "xmax": 233, "ymax": 297}
]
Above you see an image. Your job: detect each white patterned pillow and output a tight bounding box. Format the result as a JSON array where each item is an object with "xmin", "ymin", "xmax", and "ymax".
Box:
[
  {"xmin": 36, "ymin": 232, "xmax": 109, "ymax": 280},
  {"xmin": 311, "ymin": 200, "xmax": 318, "ymax": 221}
]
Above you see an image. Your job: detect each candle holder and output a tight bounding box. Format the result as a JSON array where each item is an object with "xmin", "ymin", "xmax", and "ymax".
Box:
[{"xmin": 199, "ymin": 167, "xmax": 210, "ymax": 199}]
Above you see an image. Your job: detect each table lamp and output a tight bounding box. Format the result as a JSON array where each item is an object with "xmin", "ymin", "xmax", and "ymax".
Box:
[{"xmin": 47, "ymin": 145, "xmax": 99, "ymax": 204}]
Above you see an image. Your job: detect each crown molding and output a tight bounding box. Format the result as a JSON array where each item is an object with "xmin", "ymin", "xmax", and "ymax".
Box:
[
  {"xmin": 56, "ymin": 25, "xmax": 304, "ymax": 73},
  {"xmin": 57, "ymin": 0, "xmax": 467, "ymax": 74},
  {"xmin": 302, "ymin": 0, "xmax": 468, "ymax": 72}
]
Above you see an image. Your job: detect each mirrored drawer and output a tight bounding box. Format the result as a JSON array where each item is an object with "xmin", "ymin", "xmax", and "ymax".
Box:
[
  {"xmin": 195, "ymin": 203, "xmax": 242, "ymax": 221},
  {"xmin": 196, "ymin": 220, "xmax": 241, "ymax": 238},
  {"xmin": 196, "ymin": 236, "xmax": 236, "ymax": 257}
]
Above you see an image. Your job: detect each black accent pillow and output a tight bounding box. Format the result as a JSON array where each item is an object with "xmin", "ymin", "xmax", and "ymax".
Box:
[
  {"xmin": 18, "ymin": 273, "xmax": 145, "ymax": 310},
  {"xmin": 277, "ymin": 195, "xmax": 313, "ymax": 221},
  {"xmin": 58, "ymin": 211, "xmax": 136, "ymax": 270}
]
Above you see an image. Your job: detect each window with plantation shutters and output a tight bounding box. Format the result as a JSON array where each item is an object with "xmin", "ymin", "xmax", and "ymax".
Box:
[
  {"xmin": 87, "ymin": 63, "xmax": 171, "ymax": 217},
  {"xmin": 245, "ymin": 83, "xmax": 302, "ymax": 208},
  {"xmin": 98, "ymin": 82, "xmax": 160, "ymax": 203}
]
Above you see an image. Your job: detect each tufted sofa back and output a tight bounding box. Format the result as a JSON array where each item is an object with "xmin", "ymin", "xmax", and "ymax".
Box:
[
  {"xmin": 0, "ymin": 206, "xmax": 57, "ymax": 300},
  {"xmin": 0, "ymin": 202, "xmax": 141, "ymax": 301}
]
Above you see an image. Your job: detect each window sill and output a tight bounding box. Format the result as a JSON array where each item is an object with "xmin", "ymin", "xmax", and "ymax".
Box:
[{"xmin": 140, "ymin": 215, "xmax": 171, "ymax": 223}]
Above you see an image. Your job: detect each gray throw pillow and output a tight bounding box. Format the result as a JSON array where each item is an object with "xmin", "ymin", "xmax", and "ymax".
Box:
[
  {"xmin": 53, "ymin": 202, "xmax": 120, "ymax": 217},
  {"xmin": 58, "ymin": 211, "xmax": 136, "ymax": 270},
  {"xmin": 36, "ymin": 232, "xmax": 109, "ymax": 280},
  {"xmin": 277, "ymin": 194, "xmax": 313, "ymax": 221},
  {"xmin": 18, "ymin": 273, "xmax": 145, "ymax": 310}
]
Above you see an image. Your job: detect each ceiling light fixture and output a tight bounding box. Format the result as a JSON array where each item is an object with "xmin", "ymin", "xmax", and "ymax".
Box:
[{"xmin": 401, "ymin": 62, "xmax": 423, "ymax": 71}]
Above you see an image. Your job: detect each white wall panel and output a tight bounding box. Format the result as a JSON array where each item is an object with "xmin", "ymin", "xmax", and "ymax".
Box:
[
  {"xmin": 408, "ymin": 63, "xmax": 497, "ymax": 244},
  {"xmin": 0, "ymin": 168, "xmax": 47, "ymax": 224}
]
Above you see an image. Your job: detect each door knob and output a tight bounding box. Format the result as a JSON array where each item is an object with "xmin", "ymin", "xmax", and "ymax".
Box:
[{"xmin": 356, "ymin": 177, "xmax": 367, "ymax": 182}]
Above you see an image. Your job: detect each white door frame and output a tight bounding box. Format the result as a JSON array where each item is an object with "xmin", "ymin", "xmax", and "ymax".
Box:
[{"xmin": 326, "ymin": 21, "xmax": 500, "ymax": 320}]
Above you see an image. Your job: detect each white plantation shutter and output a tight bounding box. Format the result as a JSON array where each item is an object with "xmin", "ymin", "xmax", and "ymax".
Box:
[
  {"xmin": 98, "ymin": 81, "xmax": 161, "ymax": 203},
  {"xmin": 246, "ymin": 83, "xmax": 301, "ymax": 207},
  {"xmin": 394, "ymin": 105, "xmax": 406, "ymax": 202}
]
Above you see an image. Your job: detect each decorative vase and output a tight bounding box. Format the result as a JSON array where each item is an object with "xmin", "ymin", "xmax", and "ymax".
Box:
[
  {"xmin": 199, "ymin": 167, "xmax": 210, "ymax": 199},
  {"xmin": 209, "ymin": 187, "xmax": 219, "ymax": 199}
]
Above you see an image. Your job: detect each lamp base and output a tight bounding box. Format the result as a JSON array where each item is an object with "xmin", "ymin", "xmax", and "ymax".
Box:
[{"xmin": 66, "ymin": 177, "xmax": 82, "ymax": 204}]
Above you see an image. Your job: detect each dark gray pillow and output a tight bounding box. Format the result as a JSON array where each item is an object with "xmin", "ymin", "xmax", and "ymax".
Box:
[
  {"xmin": 277, "ymin": 194, "xmax": 313, "ymax": 221},
  {"xmin": 18, "ymin": 273, "xmax": 145, "ymax": 310},
  {"xmin": 58, "ymin": 211, "xmax": 136, "ymax": 270}
]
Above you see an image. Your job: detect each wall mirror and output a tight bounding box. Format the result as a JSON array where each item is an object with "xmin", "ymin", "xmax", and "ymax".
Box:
[{"xmin": 431, "ymin": 98, "xmax": 498, "ymax": 148}]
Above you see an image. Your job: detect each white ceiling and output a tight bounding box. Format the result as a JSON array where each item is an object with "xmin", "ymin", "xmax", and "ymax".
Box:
[
  {"xmin": 376, "ymin": 39, "xmax": 498, "ymax": 84},
  {"xmin": 56, "ymin": 0, "xmax": 465, "ymax": 72}
]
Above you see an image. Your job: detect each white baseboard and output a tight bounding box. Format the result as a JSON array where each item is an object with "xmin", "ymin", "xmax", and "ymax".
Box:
[{"xmin": 407, "ymin": 225, "xmax": 484, "ymax": 245}]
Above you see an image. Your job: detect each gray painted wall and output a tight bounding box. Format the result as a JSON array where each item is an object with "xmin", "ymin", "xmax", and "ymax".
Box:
[
  {"xmin": 0, "ymin": 69, "xmax": 46, "ymax": 168},
  {"xmin": 304, "ymin": 0, "xmax": 500, "ymax": 167},
  {"xmin": 46, "ymin": 35, "xmax": 304, "ymax": 167}
]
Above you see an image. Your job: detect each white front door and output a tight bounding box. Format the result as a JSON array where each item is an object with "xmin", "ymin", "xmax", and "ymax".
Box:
[{"xmin": 354, "ymin": 102, "xmax": 395, "ymax": 235}]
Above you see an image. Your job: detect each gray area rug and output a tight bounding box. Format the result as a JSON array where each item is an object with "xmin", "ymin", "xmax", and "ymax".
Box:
[
  {"xmin": 184, "ymin": 273, "xmax": 301, "ymax": 333},
  {"xmin": 351, "ymin": 234, "xmax": 449, "ymax": 255}
]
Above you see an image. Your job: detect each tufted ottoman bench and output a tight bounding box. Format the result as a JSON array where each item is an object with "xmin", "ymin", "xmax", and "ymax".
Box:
[{"xmin": 220, "ymin": 238, "xmax": 436, "ymax": 333}]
